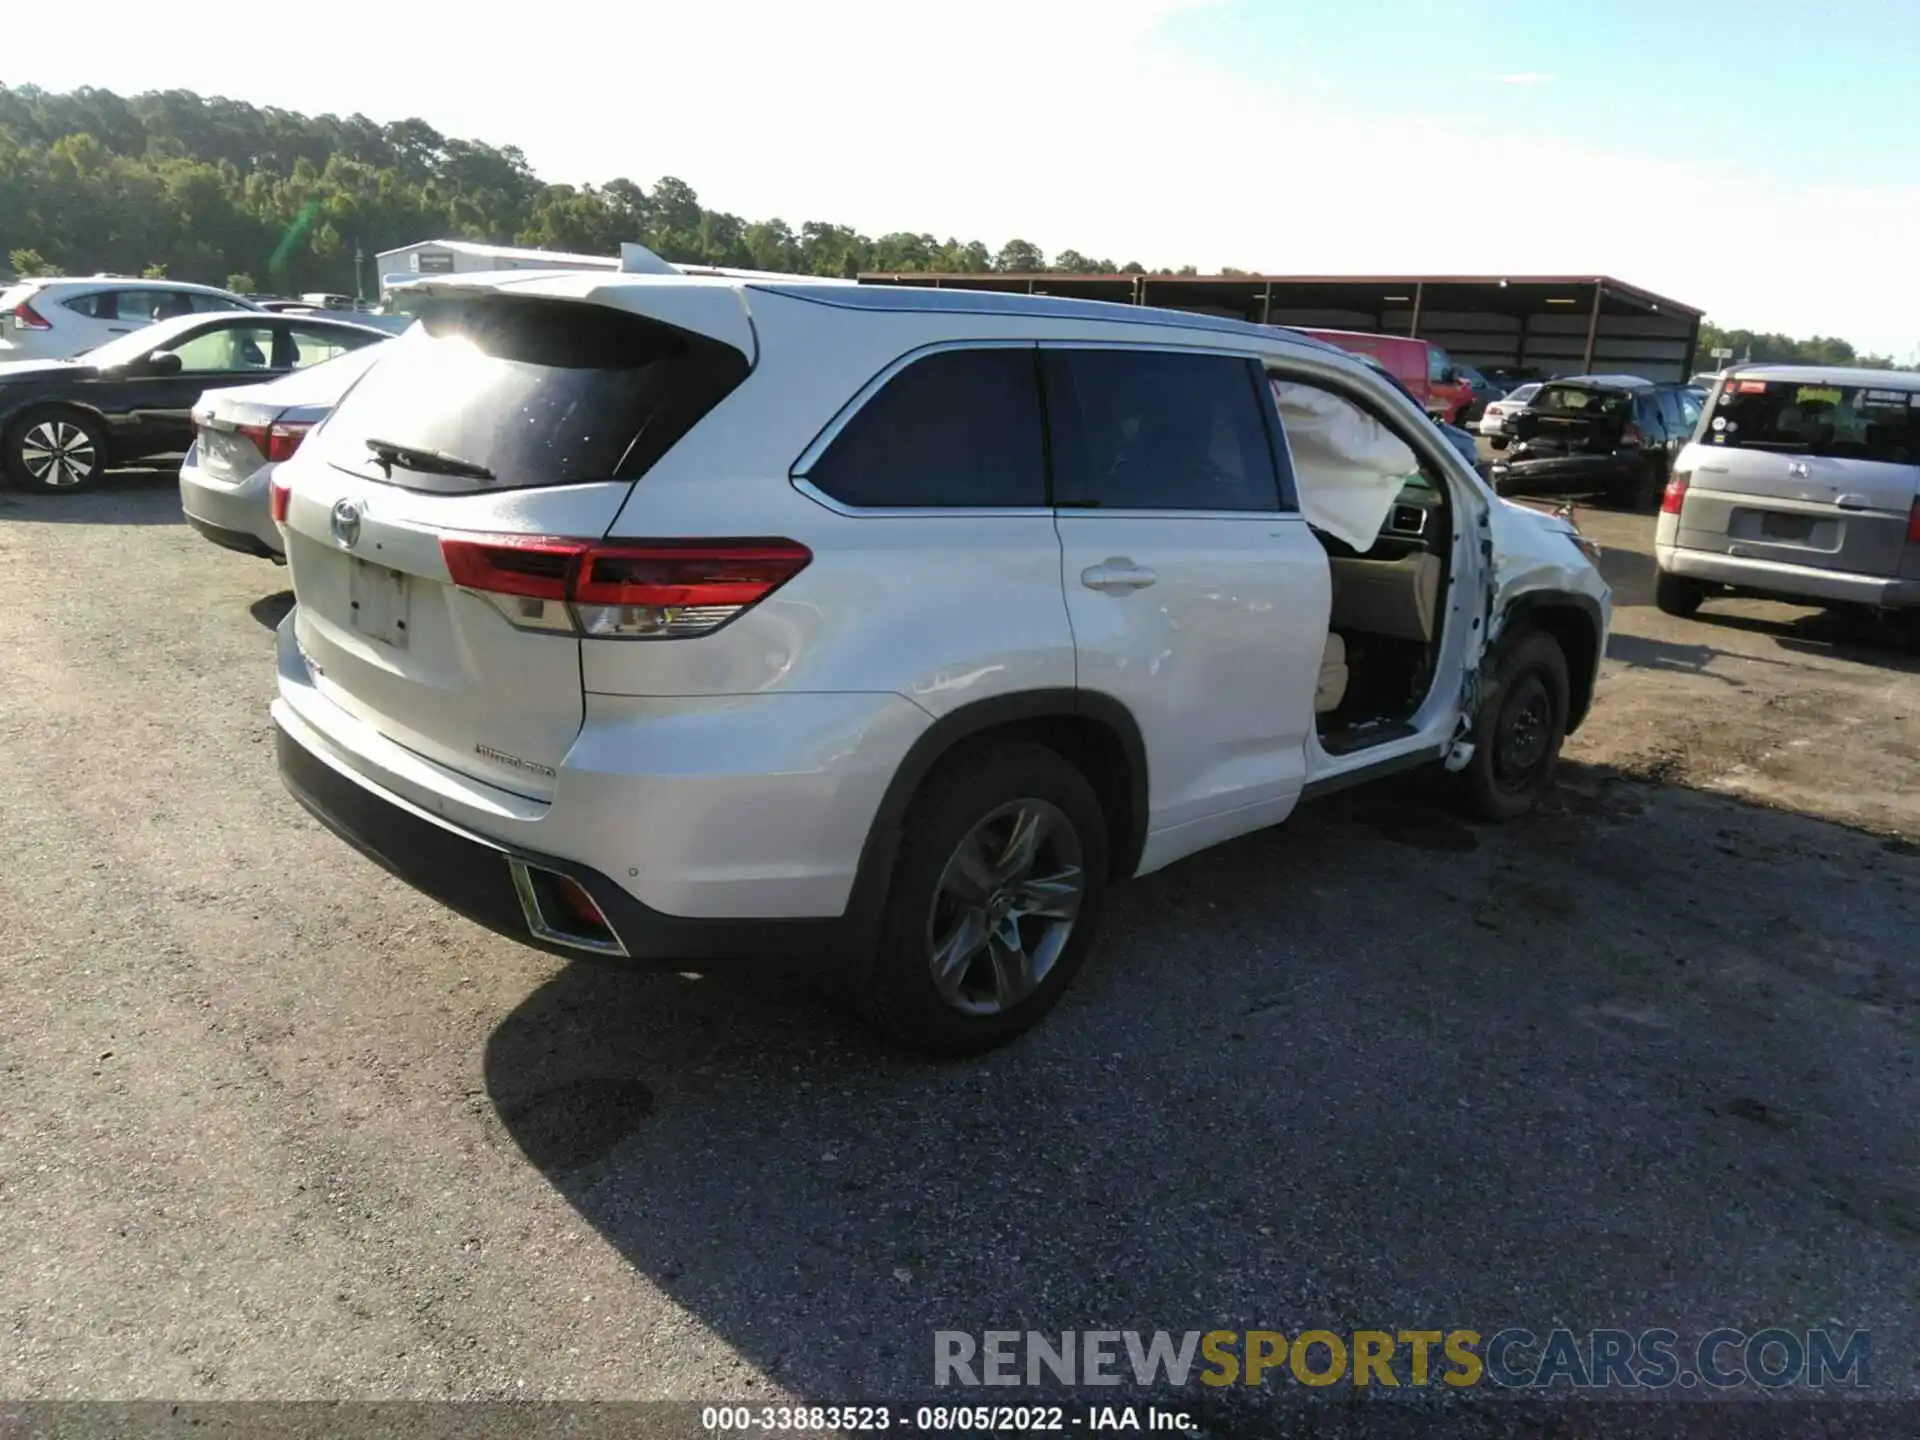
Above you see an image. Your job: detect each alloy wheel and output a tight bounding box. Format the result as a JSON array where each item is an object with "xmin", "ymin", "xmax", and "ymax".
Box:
[
  {"xmin": 20, "ymin": 421, "xmax": 98, "ymax": 488},
  {"xmin": 926, "ymin": 798, "xmax": 1085, "ymax": 1017}
]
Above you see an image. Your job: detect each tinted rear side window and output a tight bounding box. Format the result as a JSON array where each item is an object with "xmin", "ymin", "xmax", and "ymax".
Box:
[
  {"xmin": 805, "ymin": 347, "xmax": 1046, "ymax": 508},
  {"xmin": 1706, "ymin": 378, "xmax": 1920, "ymax": 464},
  {"xmin": 1043, "ymin": 349, "xmax": 1282, "ymax": 511},
  {"xmin": 312, "ymin": 294, "xmax": 749, "ymax": 492}
]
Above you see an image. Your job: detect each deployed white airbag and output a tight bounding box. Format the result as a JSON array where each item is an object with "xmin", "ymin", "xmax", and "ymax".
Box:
[{"xmin": 1274, "ymin": 381, "xmax": 1420, "ymax": 551}]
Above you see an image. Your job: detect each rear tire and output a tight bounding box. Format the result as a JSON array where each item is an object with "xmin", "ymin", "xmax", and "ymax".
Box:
[
  {"xmin": 1623, "ymin": 461, "xmax": 1665, "ymax": 514},
  {"xmin": 1458, "ymin": 630, "xmax": 1570, "ymax": 822},
  {"xmin": 4, "ymin": 407, "xmax": 109, "ymax": 493},
  {"xmin": 1654, "ymin": 570, "xmax": 1704, "ymax": 618},
  {"xmin": 863, "ymin": 742, "xmax": 1109, "ymax": 1056}
]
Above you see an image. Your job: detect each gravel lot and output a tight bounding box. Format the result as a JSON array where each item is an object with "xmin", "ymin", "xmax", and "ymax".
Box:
[{"xmin": 0, "ymin": 474, "xmax": 1914, "ymax": 1424}]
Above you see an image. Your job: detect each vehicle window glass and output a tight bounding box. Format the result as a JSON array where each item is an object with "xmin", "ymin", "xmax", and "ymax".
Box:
[
  {"xmin": 288, "ymin": 325, "xmax": 373, "ymax": 368},
  {"xmin": 61, "ymin": 292, "xmax": 111, "ymax": 319},
  {"xmin": 1535, "ymin": 384, "xmax": 1630, "ymax": 419},
  {"xmin": 1427, "ymin": 347, "xmax": 1451, "ymax": 384},
  {"xmin": 310, "ymin": 293, "xmax": 750, "ymax": 492},
  {"xmin": 1653, "ymin": 390, "xmax": 1686, "ymax": 432},
  {"xmin": 1678, "ymin": 390, "xmax": 1703, "ymax": 428},
  {"xmin": 189, "ymin": 292, "xmax": 246, "ymax": 313},
  {"xmin": 1707, "ymin": 378, "xmax": 1920, "ymax": 464},
  {"xmin": 165, "ymin": 325, "xmax": 277, "ymax": 373},
  {"xmin": 1044, "ymin": 349, "xmax": 1281, "ymax": 512},
  {"xmin": 806, "ymin": 347, "xmax": 1045, "ymax": 508}
]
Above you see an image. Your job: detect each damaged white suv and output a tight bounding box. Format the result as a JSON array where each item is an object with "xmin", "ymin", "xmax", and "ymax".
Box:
[{"xmin": 270, "ymin": 272, "xmax": 1609, "ymax": 1054}]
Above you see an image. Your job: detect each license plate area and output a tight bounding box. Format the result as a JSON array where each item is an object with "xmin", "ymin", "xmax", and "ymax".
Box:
[
  {"xmin": 349, "ymin": 559, "xmax": 411, "ymax": 648},
  {"xmin": 1760, "ymin": 511, "xmax": 1815, "ymax": 542}
]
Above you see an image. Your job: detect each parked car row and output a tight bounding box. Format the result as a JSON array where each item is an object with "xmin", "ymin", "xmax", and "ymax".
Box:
[{"xmin": 0, "ymin": 307, "xmax": 389, "ymax": 491}]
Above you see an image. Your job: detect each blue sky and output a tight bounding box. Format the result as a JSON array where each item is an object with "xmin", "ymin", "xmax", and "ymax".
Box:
[
  {"xmin": 1159, "ymin": 0, "xmax": 1917, "ymax": 196},
  {"xmin": 13, "ymin": 0, "xmax": 1920, "ymax": 356}
]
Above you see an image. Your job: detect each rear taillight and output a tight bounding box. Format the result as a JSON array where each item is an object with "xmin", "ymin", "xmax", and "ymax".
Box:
[
  {"xmin": 9, "ymin": 298, "xmax": 52, "ymax": 331},
  {"xmin": 1907, "ymin": 497, "xmax": 1920, "ymax": 545},
  {"xmin": 440, "ymin": 536, "xmax": 811, "ymax": 640},
  {"xmin": 269, "ymin": 477, "xmax": 291, "ymax": 524},
  {"xmin": 1620, "ymin": 423, "xmax": 1645, "ymax": 448},
  {"xmin": 1661, "ymin": 471, "xmax": 1689, "ymax": 516},
  {"xmin": 237, "ymin": 419, "xmax": 314, "ymax": 464}
]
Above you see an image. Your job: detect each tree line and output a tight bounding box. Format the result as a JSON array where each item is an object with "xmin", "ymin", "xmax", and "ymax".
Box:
[
  {"xmin": 1693, "ymin": 321, "xmax": 1909, "ymax": 373},
  {"xmin": 0, "ymin": 83, "xmax": 1159, "ymax": 297},
  {"xmin": 1, "ymin": 82, "xmax": 1907, "ymax": 369}
]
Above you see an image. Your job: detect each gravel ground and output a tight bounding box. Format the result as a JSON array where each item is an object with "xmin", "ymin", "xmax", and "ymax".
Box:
[{"xmin": 0, "ymin": 474, "xmax": 1913, "ymax": 1426}]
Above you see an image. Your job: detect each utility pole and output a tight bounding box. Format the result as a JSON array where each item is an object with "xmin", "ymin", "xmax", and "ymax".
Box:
[{"xmin": 354, "ymin": 241, "xmax": 366, "ymax": 303}]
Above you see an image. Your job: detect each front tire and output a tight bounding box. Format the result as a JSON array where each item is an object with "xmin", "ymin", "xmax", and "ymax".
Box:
[
  {"xmin": 1458, "ymin": 630, "xmax": 1570, "ymax": 822},
  {"xmin": 865, "ymin": 742, "xmax": 1109, "ymax": 1056},
  {"xmin": 1654, "ymin": 570, "xmax": 1704, "ymax": 618},
  {"xmin": 4, "ymin": 407, "xmax": 109, "ymax": 492}
]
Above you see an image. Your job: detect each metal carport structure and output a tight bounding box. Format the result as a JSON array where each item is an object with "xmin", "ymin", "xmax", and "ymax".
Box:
[{"xmin": 854, "ymin": 273, "xmax": 1705, "ymax": 383}]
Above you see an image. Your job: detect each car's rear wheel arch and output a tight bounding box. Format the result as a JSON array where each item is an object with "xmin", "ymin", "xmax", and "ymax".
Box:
[
  {"xmin": 1496, "ymin": 593, "xmax": 1602, "ymax": 733},
  {"xmin": 852, "ymin": 690, "xmax": 1148, "ymax": 922}
]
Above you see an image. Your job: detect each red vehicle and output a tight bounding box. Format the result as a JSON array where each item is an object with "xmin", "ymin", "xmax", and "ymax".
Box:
[{"xmin": 1299, "ymin": 328, "xmax": 1476, "ymax": 424}]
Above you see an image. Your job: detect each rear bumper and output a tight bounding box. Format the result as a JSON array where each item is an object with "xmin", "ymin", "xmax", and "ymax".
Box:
[
  {"xmin": 179, "ymin": 455, "xmax": 284, "ymax": 557},
  {"xmin": 1492, "ymin": 453, "xmax": 1640, "ymax": 492},
  {"xmin": 276, "ymin": 719, "xmax": 852, "ymax": 968},
  {"xmin": 1657, "ymin": 544, "xmax": 1920, "ymax": 610}
]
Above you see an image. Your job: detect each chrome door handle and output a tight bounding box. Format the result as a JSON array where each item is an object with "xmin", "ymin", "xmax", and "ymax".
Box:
[
  {"xmin": 1833, "ymin": 494, "xmax": 1873, "ymax": 511},
  {"xmin": 1080, "ymin": 558, "xmax": 1157, "ymax": 593}
]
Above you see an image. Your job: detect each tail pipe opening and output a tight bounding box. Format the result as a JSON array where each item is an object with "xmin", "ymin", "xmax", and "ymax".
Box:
[{"xmin": 508, "ymin": 859, "xmax": 629, "ymax": 958}]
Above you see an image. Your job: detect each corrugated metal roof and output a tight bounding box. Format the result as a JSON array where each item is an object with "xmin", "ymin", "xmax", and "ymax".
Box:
[{"xmin": 857, "ymin": 272, "xmax": 1704, "ymax": 317}]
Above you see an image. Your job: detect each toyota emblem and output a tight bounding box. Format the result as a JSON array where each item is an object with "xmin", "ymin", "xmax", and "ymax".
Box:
[{"xmin": 330, "ymin": 498, "xmax": 363, "ymax": 549}]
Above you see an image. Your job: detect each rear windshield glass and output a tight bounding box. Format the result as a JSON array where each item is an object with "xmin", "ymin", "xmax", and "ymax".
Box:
[
  {"xmin": 1535, "ymin": 385, "xmax": 1630, "ymax": 418},
  {"xmin": 312, "ymin": 294, "xmax": 748, "ymax": 491},
  {"xmin": 1705, "ymin": 378, "xmax": 1920, "ymax": 464}
]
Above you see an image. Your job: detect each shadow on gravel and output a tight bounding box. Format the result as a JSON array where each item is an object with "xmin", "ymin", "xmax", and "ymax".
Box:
[
  {"xmin": 0, "ymin": 467, "xmax": 183, "ymax": 523},
  {"xmin": 1688, "ymin": 605, "xmax": 1920, "ymax": 673},
  {"xmin": 484, "ymin": 761, "xmax": 1919, "ymax": 1410},
  {"xmin": 250, "ymin": 590, "xmax": 295, "ymax": 630}
]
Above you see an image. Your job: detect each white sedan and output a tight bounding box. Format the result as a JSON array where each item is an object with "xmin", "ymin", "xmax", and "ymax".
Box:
[{"xmin": 1478, "ymin": 381, "xmax": 1542, "ymax": 439}]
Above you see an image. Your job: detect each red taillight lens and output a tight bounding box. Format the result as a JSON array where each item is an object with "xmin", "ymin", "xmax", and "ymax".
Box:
[
  {"xmin": 439, "ymin": 537, "xmax": 811, "ymax": 639},
  {"xmin": 1661, "ymin": 471, "xmax": 1689, "ymax": 516},
  {"xmin": 269, "ymin": 477, "xmax": 291, "ymax": 524},
  {"xmin": 1620, "ymin": 423, "xmax": 1645, "ymax": 448},
  {"xmin": 1907, "ymin": 498, "xmax": 1920, "ymax": 545},
  {"xmin": 237, "ymin": 419, "xmax": 313, "ymax": 463},
  {"xmin": 9, "ymin": 298, "xmax": 52, "ymax": 331}
]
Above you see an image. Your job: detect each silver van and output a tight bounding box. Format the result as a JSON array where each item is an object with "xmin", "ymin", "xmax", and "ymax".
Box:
[{"xmin": 1655, "ymin": 366, "xmax": 1920, "ymax": 617}]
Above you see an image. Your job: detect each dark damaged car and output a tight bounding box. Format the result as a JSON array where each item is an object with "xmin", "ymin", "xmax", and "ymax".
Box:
[{"xmin": 1490, "ymin": 375, "xmax": 1703, "ymax": 512}]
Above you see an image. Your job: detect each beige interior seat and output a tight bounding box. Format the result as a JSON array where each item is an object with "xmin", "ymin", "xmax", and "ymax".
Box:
[
  {"xmin": 1315, "ymin": 632, "xmax": 1348, "ymax": 714},
  {"xmin": 1328, "ymin": 553, "xmax": 1443, "ymax": 644}
]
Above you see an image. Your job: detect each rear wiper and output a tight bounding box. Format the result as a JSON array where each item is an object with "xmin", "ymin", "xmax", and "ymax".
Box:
[{"xmin": 364, "ymin": 436, "xmax": 495, "ymax": 482}]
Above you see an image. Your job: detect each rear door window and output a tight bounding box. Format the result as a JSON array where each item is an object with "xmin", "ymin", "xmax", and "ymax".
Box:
[
  {"xmin": 1428, "ymin": 346, "xmax": 1452, "ymax": 384},
  {"xmin": 310, "ymin": 294, "xmax": 750, "ymax": 492},
  {"xmin": 804, "ymin": 347, "xmax": 1046, "ymax": 508},
  {"xmin": 1043, "ymin": 348, "xmax": 1285, "ymax": 512},
  {"xmin": 1653, "ymin": 389, "xmax": 1687, "ymax": 436},
  {"xmin": 1707, "ymin": 378, "xmax": 1920, "ymax": 463}
]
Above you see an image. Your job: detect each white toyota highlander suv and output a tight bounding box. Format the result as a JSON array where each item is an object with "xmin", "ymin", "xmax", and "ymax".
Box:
[{"xmin": 269, "ymin": 270, "xmax": 1610, "ymax": 1054}]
